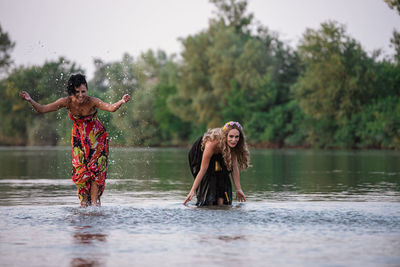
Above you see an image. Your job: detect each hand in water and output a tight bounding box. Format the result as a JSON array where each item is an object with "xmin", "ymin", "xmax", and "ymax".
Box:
[
  {"xmin": 184, "ymin": 190, "xmax": 195, "ymax": 205},
  {"xmin": 19, "ymin": 91, "xmax": 32, "ymax": 102},
  {"xmin": 236, "ymin": 189, "xmax": 246, "ymax": 202}
]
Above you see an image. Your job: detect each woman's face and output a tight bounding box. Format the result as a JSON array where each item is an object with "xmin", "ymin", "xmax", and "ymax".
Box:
[
  {"xmin": 227, "ymin": 129, "xmax": 240, "ymax": 148},
  {"xmin": 74, "ymin": 84, "xmax": 87, "ymax": 104}
]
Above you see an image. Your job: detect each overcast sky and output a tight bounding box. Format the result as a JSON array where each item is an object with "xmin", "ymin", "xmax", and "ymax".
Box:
[{"xmin": 1, "ymin": 0, "xmax": 399, "ymax": 79}]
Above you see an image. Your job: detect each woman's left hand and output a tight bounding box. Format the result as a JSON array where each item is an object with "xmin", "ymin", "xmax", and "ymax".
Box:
[
  {"xmin": 122, "ymin": 94, "xmax": 131, "ymax": 103},
  {"xmin": 236, "ymin": 189, "xmax": 246, "ymax": 202}
]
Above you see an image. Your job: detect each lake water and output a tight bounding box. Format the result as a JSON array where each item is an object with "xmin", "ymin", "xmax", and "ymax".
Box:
[{"xmin": 0, "ymin": 147, "xmax": 399, "ymax": 267}]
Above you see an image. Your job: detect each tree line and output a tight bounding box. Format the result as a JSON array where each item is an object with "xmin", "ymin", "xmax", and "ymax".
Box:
[{"xmin": 1, "ymin": 0, "xmax": 399, "ymax": 149}]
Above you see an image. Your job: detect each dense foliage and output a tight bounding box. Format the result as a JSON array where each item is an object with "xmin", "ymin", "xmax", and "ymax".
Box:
[{"xmin": 1, "ymin": 0, "xmax": 399, "ymax": 149}]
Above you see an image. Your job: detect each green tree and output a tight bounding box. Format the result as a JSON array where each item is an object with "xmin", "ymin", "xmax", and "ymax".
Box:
[
  {"xmin": 92, "ymin": 50, "xmax": 188, "ymax": 146},
  {"xmin": 384, "ymin": 0, "xmax": 400, "ymax": 14},
  {"xmin": 0, "ymin": 58, "xmax": 82, "ymax": 145},
  {"xmin": 170, "ymin": 0, "xmax": 301, "ymax": 146},
  {"xmin": 0, "ymin": 24, "xmax": 15, "ymax": 75},
  {"xmin": 294, "ymin": 21, "xmax": 376, "ymax": 119},
  {"xmin": 153, "ymin": 54, "xmax": 192, "ymax": 144},
  {"xmin": 292, "ymin": 21, "xmax": 378, "ymax": 147},
  {"xmin": 354, "ymin": 97, "xmax": 400, "ymax": 148},
  {"xmin": 384, "ymin": 0, "xmax": 400, "ymax": 62},
  {"xmin": 210, "ymin": 0, "xmax": 253, "ymax": 34},
  {"xmin": 391, "ymin": 30, "xmax": 400, "ymax": 62},
  {"xmin": 168, "ymin": 0, "xmax": 257, "ymax": 130},
  {"xmin": 89, "ymin": 58, "xmax": 110, "ymax": 93}
]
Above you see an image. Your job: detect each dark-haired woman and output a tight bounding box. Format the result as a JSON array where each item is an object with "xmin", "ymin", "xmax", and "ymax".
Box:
[
  {"xmin": 184, "ymin": 121, "xmax": 250, "ymax": 206},
  {"xmin": 19, "ymin": 74, "xmax": 130, "ymax": 207}
]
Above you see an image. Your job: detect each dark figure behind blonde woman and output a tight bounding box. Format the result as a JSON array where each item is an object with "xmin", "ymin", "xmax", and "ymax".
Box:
[
  {"xmin": 19, "ymin": 74, "xmax": 131, "ymax": 207},
  {"xmin": 184, "ymin": 121, "xmax": 250, "ymax": 206}
]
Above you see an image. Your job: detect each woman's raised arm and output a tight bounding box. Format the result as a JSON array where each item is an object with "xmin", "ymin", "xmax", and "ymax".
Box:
[
  {"xmin": 19, "ymin": 91, "xmax": 67, "ymax": 114},
  {"xmin": 93, "ymin": 94, "xmax": 131, "ymax": 112}
]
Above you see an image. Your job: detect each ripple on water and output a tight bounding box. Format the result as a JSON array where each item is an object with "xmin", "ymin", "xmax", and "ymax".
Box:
[
  {"xmin": 2, "ymin": 201, "xmax": 398, "ymax": 233},
  {"xmin": 1, "ymin": 201, "xmax": 400, "ymax": 267}
]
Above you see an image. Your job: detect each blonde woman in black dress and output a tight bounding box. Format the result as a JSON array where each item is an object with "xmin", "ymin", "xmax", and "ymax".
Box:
[{"xmin": 184, "ymin": 121, "xmax": 250, "ymax": 206}]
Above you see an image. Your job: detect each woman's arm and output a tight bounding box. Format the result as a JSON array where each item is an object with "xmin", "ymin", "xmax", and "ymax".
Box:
[
  {"xmin": 183, "ymin": 141, "xmax": 216, "ymax": 204},
  {"xmin": 19, "ymin": 91, "xmax": 66, "ymax": 113},
  {"xmin": 231, "ymin": 153, "xmax": 246, "ymax": 202},
  {"xmin": 93, "ymin": 94, "xmax": 131, "ymax": 112}
]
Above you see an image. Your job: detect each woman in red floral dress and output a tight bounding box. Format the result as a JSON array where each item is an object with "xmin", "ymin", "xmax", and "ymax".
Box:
[{"xmin": 19, "ymin": 74, "xmax": 130, "ymax": 207}]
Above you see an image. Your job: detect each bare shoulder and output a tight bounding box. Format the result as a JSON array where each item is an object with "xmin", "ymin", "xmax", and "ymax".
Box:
[
  {"xmin": 204, "ymin": 139, "xmax": 219, "ymax": 153},
  {"xmin": 86, "ymin": 96, "xmax": 100, "ymax": 107},
  {"xmin": 88, "ymin": 96, "xmax": 99, "ymax": 103},
  {"xmin": 90, "ymin": 96, "xmax": 107, "ymax": 106},
  {"xmin": 56, "ymin": 97, "xmax": 69, "ymax": 105},
  {"xmin": 58, "ymin": 96, "xmax": 68, "ymax": 102}
]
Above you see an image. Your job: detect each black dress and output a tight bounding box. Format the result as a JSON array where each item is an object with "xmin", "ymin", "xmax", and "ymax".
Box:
[{"xmin": 188, "ymin": 136, "xmax": 232, "ymax": 206}]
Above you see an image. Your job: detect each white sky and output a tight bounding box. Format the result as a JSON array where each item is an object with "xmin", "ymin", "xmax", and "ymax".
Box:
[{"xmin": 0, "ymin": 0, "xmax": 399, "ymax": 79}]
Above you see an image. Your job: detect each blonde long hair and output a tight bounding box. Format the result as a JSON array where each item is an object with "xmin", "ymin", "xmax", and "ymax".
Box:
[{"xmin": 201, "ymin": 122, "xmax": 250, "ymax": 171}]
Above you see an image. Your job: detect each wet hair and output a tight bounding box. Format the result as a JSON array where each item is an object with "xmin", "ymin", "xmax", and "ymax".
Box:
[
  {"xmin": 67, "ymin": 74, "xmax": 88, "ymax": 95},
  {"xmin": 201, "ymin": 123, "xmax": 250, "ymax": 171}
]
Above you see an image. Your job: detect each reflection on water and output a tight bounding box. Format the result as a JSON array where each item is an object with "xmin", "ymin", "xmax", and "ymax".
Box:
[
  {"xmin": 1, "ymin": 202, "xmax": 399, "ymax": 266},
  {"xmin": 68, "ymin": 209, "xmax": 109, "ymax": 267},
  {"xmin": 73, "ymin": 227, "xmax": 107, "ymax": 245},
  {"xmin": 216, "ymin": 235, "xmax": 245, "ymax": 242},
  {"xmin": 70, "ymin": 258, "xmax": 103, "ymax": 267},
  {"xmin": 0, "ymin": 147, "xmax": 399, "ymax": 266}
]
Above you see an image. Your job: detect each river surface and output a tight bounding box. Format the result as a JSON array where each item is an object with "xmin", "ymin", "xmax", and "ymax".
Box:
[{"xmin": 0, "ymin": 147, "xmax": 399, "ymax": 267}]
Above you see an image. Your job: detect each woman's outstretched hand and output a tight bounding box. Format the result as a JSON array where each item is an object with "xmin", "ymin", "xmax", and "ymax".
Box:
[
  {"xmin": 19, "ymin": 91, "xmax": 31, "ymax": 102},
  {"xmin": 184, "ymin": 190, "xmax": 195, "ymax": 205},
  {"xmin": 236, "ymin": 189, "xmax": 246, "ymax": 202},
  {"xmin": 121, "ymin": 94, "xmax": 131, "ymax": 103}
]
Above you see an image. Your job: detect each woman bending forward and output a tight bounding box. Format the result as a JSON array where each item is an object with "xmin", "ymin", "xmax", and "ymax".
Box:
[{"xmin": 184, "ymin": 121, "xmax": 250, "ymax": 206}]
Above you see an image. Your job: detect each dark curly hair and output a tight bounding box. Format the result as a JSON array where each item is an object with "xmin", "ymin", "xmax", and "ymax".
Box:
[{"xmin": 67, "ymin": 74, "xmax": 88, "ymax": 95}]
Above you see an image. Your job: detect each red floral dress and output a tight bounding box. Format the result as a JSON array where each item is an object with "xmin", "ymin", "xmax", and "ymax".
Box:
[{"xmin": 69, "ymin": 111, "xmax": 109, "ymax": 203}]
